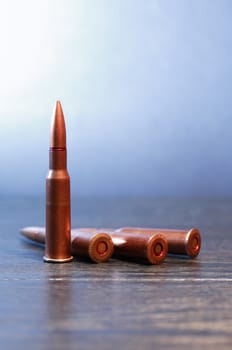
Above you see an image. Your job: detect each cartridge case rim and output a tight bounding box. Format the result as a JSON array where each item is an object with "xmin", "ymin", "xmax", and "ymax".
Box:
[
  {"xmin": 185, "ymin": 228, "xmax": 201, "ymax": 258},
  {"xmin": 43, "ymin": 255, "xmax": 74, "ymax": 263},
  {"xmin": 146, "ymin": 234, "xmax": 168, "ymax": 264},
  {"xmin": 88, "ymin": 232, "xmax": 114, "ymax": 263}
]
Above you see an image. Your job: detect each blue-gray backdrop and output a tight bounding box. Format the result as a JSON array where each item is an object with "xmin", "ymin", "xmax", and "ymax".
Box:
[{"xmin": 0, "ymin": 0, "xmax": 231, "ymax": 196}]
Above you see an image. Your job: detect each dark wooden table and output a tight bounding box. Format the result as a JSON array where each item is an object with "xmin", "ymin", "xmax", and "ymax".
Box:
[{"xmin": 0, "ymin": 196, "xmax": 232, "ymax": 349}]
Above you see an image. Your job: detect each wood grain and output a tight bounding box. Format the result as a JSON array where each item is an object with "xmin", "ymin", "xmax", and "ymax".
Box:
[{"xmin": 0, "ymin": 197, "xmax": 232, "ymax": 349}]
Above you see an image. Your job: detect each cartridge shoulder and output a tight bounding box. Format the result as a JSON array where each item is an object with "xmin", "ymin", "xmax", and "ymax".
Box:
[{"xmin": 46, "ymin": 169, "xmax": 70, "ymax": 180}]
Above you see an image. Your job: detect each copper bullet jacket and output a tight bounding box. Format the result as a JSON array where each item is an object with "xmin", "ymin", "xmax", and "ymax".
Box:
[
  {"xmin": 117, "ymin": 227, "xmax": 201, "ymax": 258},
  {"xmin": 20, "ymin": 227, "xmax": 114, "ymax": 263},
  {"xmin": 44, "ymin": 101, "xmax": 73, "ymax": 263},
  {"xmin": 74, "ymin": 228, "xmax": 168, "ymax": 264},
  {"xmin": 21, "ymin": 226, "xmax": 45, "ymax": 244}
]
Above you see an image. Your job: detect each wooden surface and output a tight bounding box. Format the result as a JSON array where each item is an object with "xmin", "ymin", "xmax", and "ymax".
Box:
[{"xmin": 0, "ymin": 196, "xmax": 232, "ymax": 349}]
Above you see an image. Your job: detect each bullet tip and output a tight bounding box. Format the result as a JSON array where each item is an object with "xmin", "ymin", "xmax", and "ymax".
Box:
[
  {"xmin": 54, "ymin": 100, "xmax": 63, "ymax": 116},
  {"xmin": 50, "ymin": 100, "xmax": 66, "ymax": 148}
]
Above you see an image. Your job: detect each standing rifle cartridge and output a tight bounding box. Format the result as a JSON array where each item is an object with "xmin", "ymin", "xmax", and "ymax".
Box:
[
  {"xmin": 117, "ymin": 227, "xmax": 201, "ymax": 258},
  {"xmin": 44, "ymin": 101, "xmax": 73, "ymax": 263},
  {"xmin": 20, "ymin": 227, "xmax": 114, "ymax": 263},
  {"xmin": 74, "ymin": 228, "xmax": 168, "ymax": 264}
]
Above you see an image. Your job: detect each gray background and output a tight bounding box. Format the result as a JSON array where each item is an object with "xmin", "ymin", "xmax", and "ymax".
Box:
[{"xmin": 0, "ymin": 0, "xmax": 231, "ymax": 196}]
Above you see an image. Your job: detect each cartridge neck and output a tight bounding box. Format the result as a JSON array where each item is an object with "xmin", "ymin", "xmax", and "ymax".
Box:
[{"xmin": 49, "ymin": 147, "xmax": 67, "ymax": 169}]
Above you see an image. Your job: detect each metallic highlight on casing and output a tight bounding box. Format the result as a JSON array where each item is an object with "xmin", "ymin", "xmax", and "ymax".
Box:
[
  {"xmin": 117, "ymin": 227, "xmax": 201, "ymax": 258},
  {"xmin": 44, "ymin": 101, "xmax": 73, "ymax": 263}
]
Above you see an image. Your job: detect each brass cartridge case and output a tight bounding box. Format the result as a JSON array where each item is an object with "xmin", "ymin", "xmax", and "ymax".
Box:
[
  {"xmin": 44, "ymin": 101, "xmax": 73, "ymax": 263},
  {"xmin": 117, "ymin": 227, "xmax": 201, "ymax": 258},
  {"xmin": 110, "ymin": 231, "xmax": 167, "ymax": 264},
  {"xmin": 71, "ymin": 231, "xmax": 114, "ymax": 263},
  {"xmin": 74, "ymin": 228, "xmax": 167, "ymax": 264}
]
